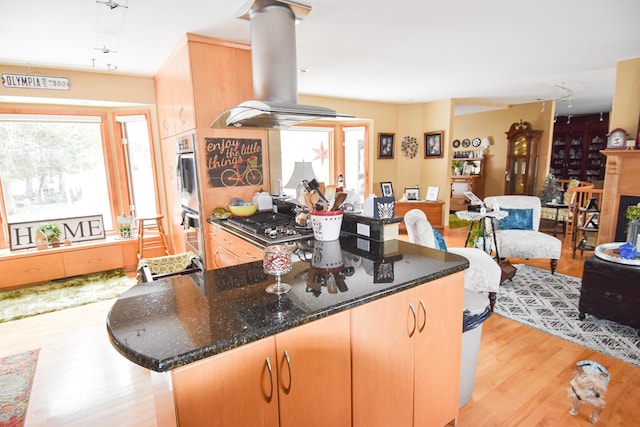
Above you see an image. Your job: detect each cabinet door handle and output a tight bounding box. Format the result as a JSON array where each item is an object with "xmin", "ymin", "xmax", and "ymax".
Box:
[
  {"xmin": 282, "ymin": 350, "xmax": 292, "ymax": 394},
  {"xmin": 408, "ymin": 303, "xmax": 417, "ymax": 337},
  {"xmin": 265, "ymin": 356, "xmax": 274, "ymax": 403},
  {"xmin": 418, "ymin": 299, "xmax": 427, "ymax": 332}
]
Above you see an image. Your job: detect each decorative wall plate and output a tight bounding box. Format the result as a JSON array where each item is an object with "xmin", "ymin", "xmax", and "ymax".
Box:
[
  {"xmin": 472, "ymin": 137, "xmax": 481, "ymax": 147},
  {"xmin": 452, "ymin": 139, "xmax": 460, "ymax": 148},
  {"xmin": 401, "ymin": 136, "xmax": 418, "ymax": 159},
  {"xmin": 462, "ymin": 138, "xmax": 471, "ymax": 148}
]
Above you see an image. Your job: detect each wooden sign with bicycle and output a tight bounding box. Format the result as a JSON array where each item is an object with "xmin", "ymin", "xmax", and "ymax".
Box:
[{"xmin": 205, "ymin": 137, "xmax": 264, "ymax": 187}]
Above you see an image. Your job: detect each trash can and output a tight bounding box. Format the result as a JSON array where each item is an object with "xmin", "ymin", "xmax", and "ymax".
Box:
[{"xmin": 459, "ymin": 289, "xmax": 492, "ymax": 407}]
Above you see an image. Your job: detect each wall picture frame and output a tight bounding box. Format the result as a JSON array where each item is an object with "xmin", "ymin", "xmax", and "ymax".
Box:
[
  {"xmin": 378, "ymin": 133, "xmax": 395, "ymax": 159},
  {"xmin": 424, "ymin": 131, "xmax": 444, "ymax": 158},
  {"xmin": 425, "ymin": 186, "xmax": 439, "ymax": 201},
  {"xmin": 380, "ymin": 181, "xmax": 394, "ymax": 198},
  {"xmin": 405, "ymin": 187, "xmax": 420, "ymax": 201}
]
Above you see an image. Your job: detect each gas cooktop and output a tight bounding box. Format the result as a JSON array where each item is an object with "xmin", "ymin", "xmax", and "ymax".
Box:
[{"xmin": 225, "ymin": 212, "xmax": 313, "ymax": 245}]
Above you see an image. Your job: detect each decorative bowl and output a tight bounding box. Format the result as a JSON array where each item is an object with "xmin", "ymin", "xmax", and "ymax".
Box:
[{"xmin": 228, "ymin": 203, "xmax": 258, "ymax": 217}]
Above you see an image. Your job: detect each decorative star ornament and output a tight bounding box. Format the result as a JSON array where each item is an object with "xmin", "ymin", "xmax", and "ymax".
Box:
[{"xmin": 312, "ymin": 141, "xmax": 328, "ymax": 164}]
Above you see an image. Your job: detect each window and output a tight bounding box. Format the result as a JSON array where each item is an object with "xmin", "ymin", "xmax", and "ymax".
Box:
[
  {"xmin": 0, "ymin": 113, "xmax": 113, "ymax": 230},
  {"xmin": 0, "ymin": 110, "xmax": 156, "ymax": 250},
  {"xmin": 279, "ymin": 123, "xmax": 368, "ymax": 202},
  {"xmin": 280, "ymin": 127, "xmax": 332, "ymax": 193},
  {"xmin": 115, "ymin": 114, "xmax": 158, "ymax": 218}
]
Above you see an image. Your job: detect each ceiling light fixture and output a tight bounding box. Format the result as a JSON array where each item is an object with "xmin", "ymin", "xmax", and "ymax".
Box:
[
  {"xmin": 96, "ymin": 0, "xmax": 128, "ymax": 10},
  {"xmin": 538, "ymin": 83, "xmax": 573, "ymax": 113},
  {"xmin": 94, "ymin": 45, "xmax": 117, "ymax": 54}
]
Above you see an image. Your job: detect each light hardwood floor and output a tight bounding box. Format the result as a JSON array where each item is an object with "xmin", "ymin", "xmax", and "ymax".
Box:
[{"xmin": 1, "ymin": 228, "xmax": 638, "ymax": 426}]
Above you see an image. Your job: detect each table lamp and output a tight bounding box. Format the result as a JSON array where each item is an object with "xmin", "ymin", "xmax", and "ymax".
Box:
[{"xmin": 284, "ymin": 161, "xmax": 317, "ymax": 198}]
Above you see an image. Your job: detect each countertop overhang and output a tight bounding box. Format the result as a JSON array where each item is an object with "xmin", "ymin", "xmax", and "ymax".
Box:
[{"xmin": 106, "ymin": 237, "xmax": 468, "ymax": 372}]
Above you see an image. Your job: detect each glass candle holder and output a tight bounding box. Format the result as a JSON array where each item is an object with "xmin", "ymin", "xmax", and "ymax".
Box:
[{"xmin": 263, "ymin": 245, "xmax": 293, "ymax": 294}]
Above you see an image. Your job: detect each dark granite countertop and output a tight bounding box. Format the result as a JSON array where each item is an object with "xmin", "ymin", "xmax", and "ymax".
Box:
[{"xmin": 107, "ymin": 237, "xmax": 468, "ymax": 372}]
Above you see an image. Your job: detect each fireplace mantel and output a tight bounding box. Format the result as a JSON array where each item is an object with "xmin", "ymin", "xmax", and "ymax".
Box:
[{"xmin": 598, "ymin": 150, "xmax": 640, "ymax": 245}]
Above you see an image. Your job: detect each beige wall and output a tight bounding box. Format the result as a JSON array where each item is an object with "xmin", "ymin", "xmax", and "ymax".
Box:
[
  {"xmin": 300, "ymin": 95, "xmax": 454, "ymax": 205},
  {"xmin": 610, "ymin": 57, "xmax": 640, "ymax": 139},
  {"xmin": 2, "ymin": 57, "xmax": 637, "ymax": 226},
  {"xmin": 0, "ymin": 64, "xmax": 156, "ymax": 106},
  {"xmin": 453, "ymin": 102, "xmax": 555, "ymax": 198}
]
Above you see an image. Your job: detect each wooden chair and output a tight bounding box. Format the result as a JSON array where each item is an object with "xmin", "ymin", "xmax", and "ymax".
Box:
[{"xmin": 136, "ymin": 215, "xmax": 170, "ymax": 259}]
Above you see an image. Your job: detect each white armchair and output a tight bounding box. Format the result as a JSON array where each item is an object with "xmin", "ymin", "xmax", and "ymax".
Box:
[
  {"xmin": 404, "ymin": 209, "xmax": 502, "ymax": 310},
  {"xmin": 484, "ymin": 195, "xmax": 562, "ymax": 274}
]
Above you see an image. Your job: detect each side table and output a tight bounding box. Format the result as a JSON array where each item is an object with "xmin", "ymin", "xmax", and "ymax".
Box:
[
  {"xmin": 579, "ymin": 256, "xmax": 640, "ymax": 330},
  {"xmin": 543, "ymin": 202, "xmax": 568, "ymax": 237}
]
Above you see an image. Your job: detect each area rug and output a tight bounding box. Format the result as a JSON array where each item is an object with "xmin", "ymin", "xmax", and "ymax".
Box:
[
  {"xmin": 0, "ymin": 349, "xmax": 39, "ymax": 427},
  {"xmin": 495, "ymin": 265, "xmax": 640, "ymax": 368},
  {"xmin": 0, "ymin": 269, "xmax": 135, "ymax": 323},
  {"xmin": 449, "ymin": 213, "xmax": 470, "ymax": 229}
]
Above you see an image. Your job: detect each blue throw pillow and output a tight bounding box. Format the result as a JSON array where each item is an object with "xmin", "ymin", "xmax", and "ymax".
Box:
[
  {"xmin": 433, "ymin": 229, "xmax": 448, "ymax": 252},
  {"xmin": 497, "ymin": 208, "xmax": 533, "ymax": 230}
]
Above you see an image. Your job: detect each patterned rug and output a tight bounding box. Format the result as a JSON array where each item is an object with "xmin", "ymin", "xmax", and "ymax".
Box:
[
  {"xmin": 0, "ymin": 269, "xmax": 135, "ymax": 323},
  {"xmin": 0, "ymin": 349, "xmax": 39, "ymax": 427},
  {"xmin": 495, "ymin": 265, "xmax": 640, "ymax": 368}
]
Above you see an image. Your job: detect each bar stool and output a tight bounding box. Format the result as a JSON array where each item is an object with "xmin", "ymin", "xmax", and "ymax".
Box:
[{"xmin": 136, "ymin": 215, "xmax": 170, "ymax": 259}]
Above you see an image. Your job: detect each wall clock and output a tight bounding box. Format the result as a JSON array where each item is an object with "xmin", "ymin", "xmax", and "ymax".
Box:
[
  {"xmin": 452, "ymin": 139, "xmax": 460, "ymax": 148},
  {"xmin": 606, "ymin": 128, "xmax": 628, "ymax": 150},
  {"xmin": 472, "ymin": 137, "xmax": 481, "ymax": 147},
  {"xmin": 461, "ymin": 138, "xmax": 471, "ymax": 148},
  {"xmin": 401, "ymin": 136, "xmax": 418, "ymax": 159}
]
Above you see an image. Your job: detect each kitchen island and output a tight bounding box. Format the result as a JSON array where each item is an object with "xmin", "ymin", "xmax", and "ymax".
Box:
[{"xmin": 107, "ymin": 237, "xmax": 468, "ymax": 427}]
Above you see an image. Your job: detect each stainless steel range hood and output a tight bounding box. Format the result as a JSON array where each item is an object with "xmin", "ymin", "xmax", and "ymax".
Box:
[{"xmin": 211, "ymin": 0, "xmax": 353, "ymax": 128}]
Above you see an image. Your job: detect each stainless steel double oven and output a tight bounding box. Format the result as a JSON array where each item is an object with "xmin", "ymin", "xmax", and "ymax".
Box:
[{"xmin": 176, "ymin": 134, "xmax": 203, "ymax": 259}]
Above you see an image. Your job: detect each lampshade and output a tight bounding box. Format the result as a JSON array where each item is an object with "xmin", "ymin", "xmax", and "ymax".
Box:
[
  {"xmin": 284, "ymin": 161, "xmax": 317, "ymax": 189},
  {"xmin": 480, "ymin": 137, "xmax": 491, "ymax": 148}
]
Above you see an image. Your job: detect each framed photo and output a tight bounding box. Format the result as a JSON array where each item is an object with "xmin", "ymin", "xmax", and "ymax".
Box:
[
  {"xmin": 424, "ymin": 131, "xmax": 444, "ymax": 158},
  {"xmin": 378, "ymin": 133, "xmax": 395, "ymax": 159},
  {"xmin": 462, "ymin": 161, "xmax": 474, "ymax": 175},
  {"xmin": 380, "ymin": 181, "xmax": 394, "ymax": 198},
  {"xmin": 425, "ymin": 186, "xmax": 439, "ymax": 201},
  {"xmin": 405, "ymin": 187, "xmax": 420, "ymax": 201}
]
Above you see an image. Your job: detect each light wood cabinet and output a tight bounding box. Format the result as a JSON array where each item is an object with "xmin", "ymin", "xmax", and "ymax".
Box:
[
  {"xmin": 395, "ymin": 200, "xmax": 444, "ymax": 232},
  {"xmin": 275, "ymin": 311, "xmax": 351, "ymax": 427},
  {"xmin": 170, "ymin": 311, "xmax": 351, "ymax": 427},
  {"xmin": 63, "ymin": 246, "xmax": 123, "ymax": 277},
  {"xmin": 1, "ymin": 253, "xmax": 65, "ymax": 288},
  {"xmin": 351, "ymin": 272, "xmax": 464, "ymax": 427},
  {"xmin": 450, "ymin": 156, "xmax": 485, "ymax": 212},
  {"xmin": 0, "ymin": 238, "xmax": 136, "ymax": 289},
  {"xmin": 154, "ymin": 34, "xmax": 253, "ymax": 140},
  {"xmin": 450, "ymin": 176, "xmax": 484, "ymax": 212},
  {"xmin": 172, "ymin": 337, "xmax": 278, "ymax": 427},
  {"xmin": 206, "ymin": 223, "xmax": 262, "ymax": 269}
]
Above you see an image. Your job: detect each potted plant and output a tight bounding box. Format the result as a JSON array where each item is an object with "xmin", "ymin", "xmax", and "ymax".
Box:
[
  {"xmin": 37, "ymin": 222, "xmax": 61, "ymax": 243},
  {"xmin": 625, "ymin": 204, "xmax": 640, "ymax": 250},
  {"xmin": 452, "ymin": 160, "xmax": 463, "ymax": 176}
]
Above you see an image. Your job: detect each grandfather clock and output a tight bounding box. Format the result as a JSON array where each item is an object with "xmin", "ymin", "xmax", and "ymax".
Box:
[{"xmin": 504, "ymin": 120, "xmax": 543, "ymax": 195}]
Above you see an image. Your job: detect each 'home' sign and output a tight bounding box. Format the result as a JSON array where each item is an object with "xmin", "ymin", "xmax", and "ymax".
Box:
[{"xmin": 8, "ymin": 215, "xmax": 106, "ymax": 251}]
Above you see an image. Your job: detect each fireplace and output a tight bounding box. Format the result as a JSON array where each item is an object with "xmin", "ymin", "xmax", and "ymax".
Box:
[
  {"xmin": 615, "ymin": 196, "xmax": 640, "ymax": 241},
  {"xmin": 598, "ymin": 150, "xmax": 640, "ymax": 245}
]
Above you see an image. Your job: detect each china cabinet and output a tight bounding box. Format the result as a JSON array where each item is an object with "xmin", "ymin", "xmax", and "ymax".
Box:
[
  {"xmin": 550, "ymin": 113, "xmax": 609, "ymax": 182},
  {"xmin": 504, "ymin": 120, "xmax": 542, "ymax": 195}
]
